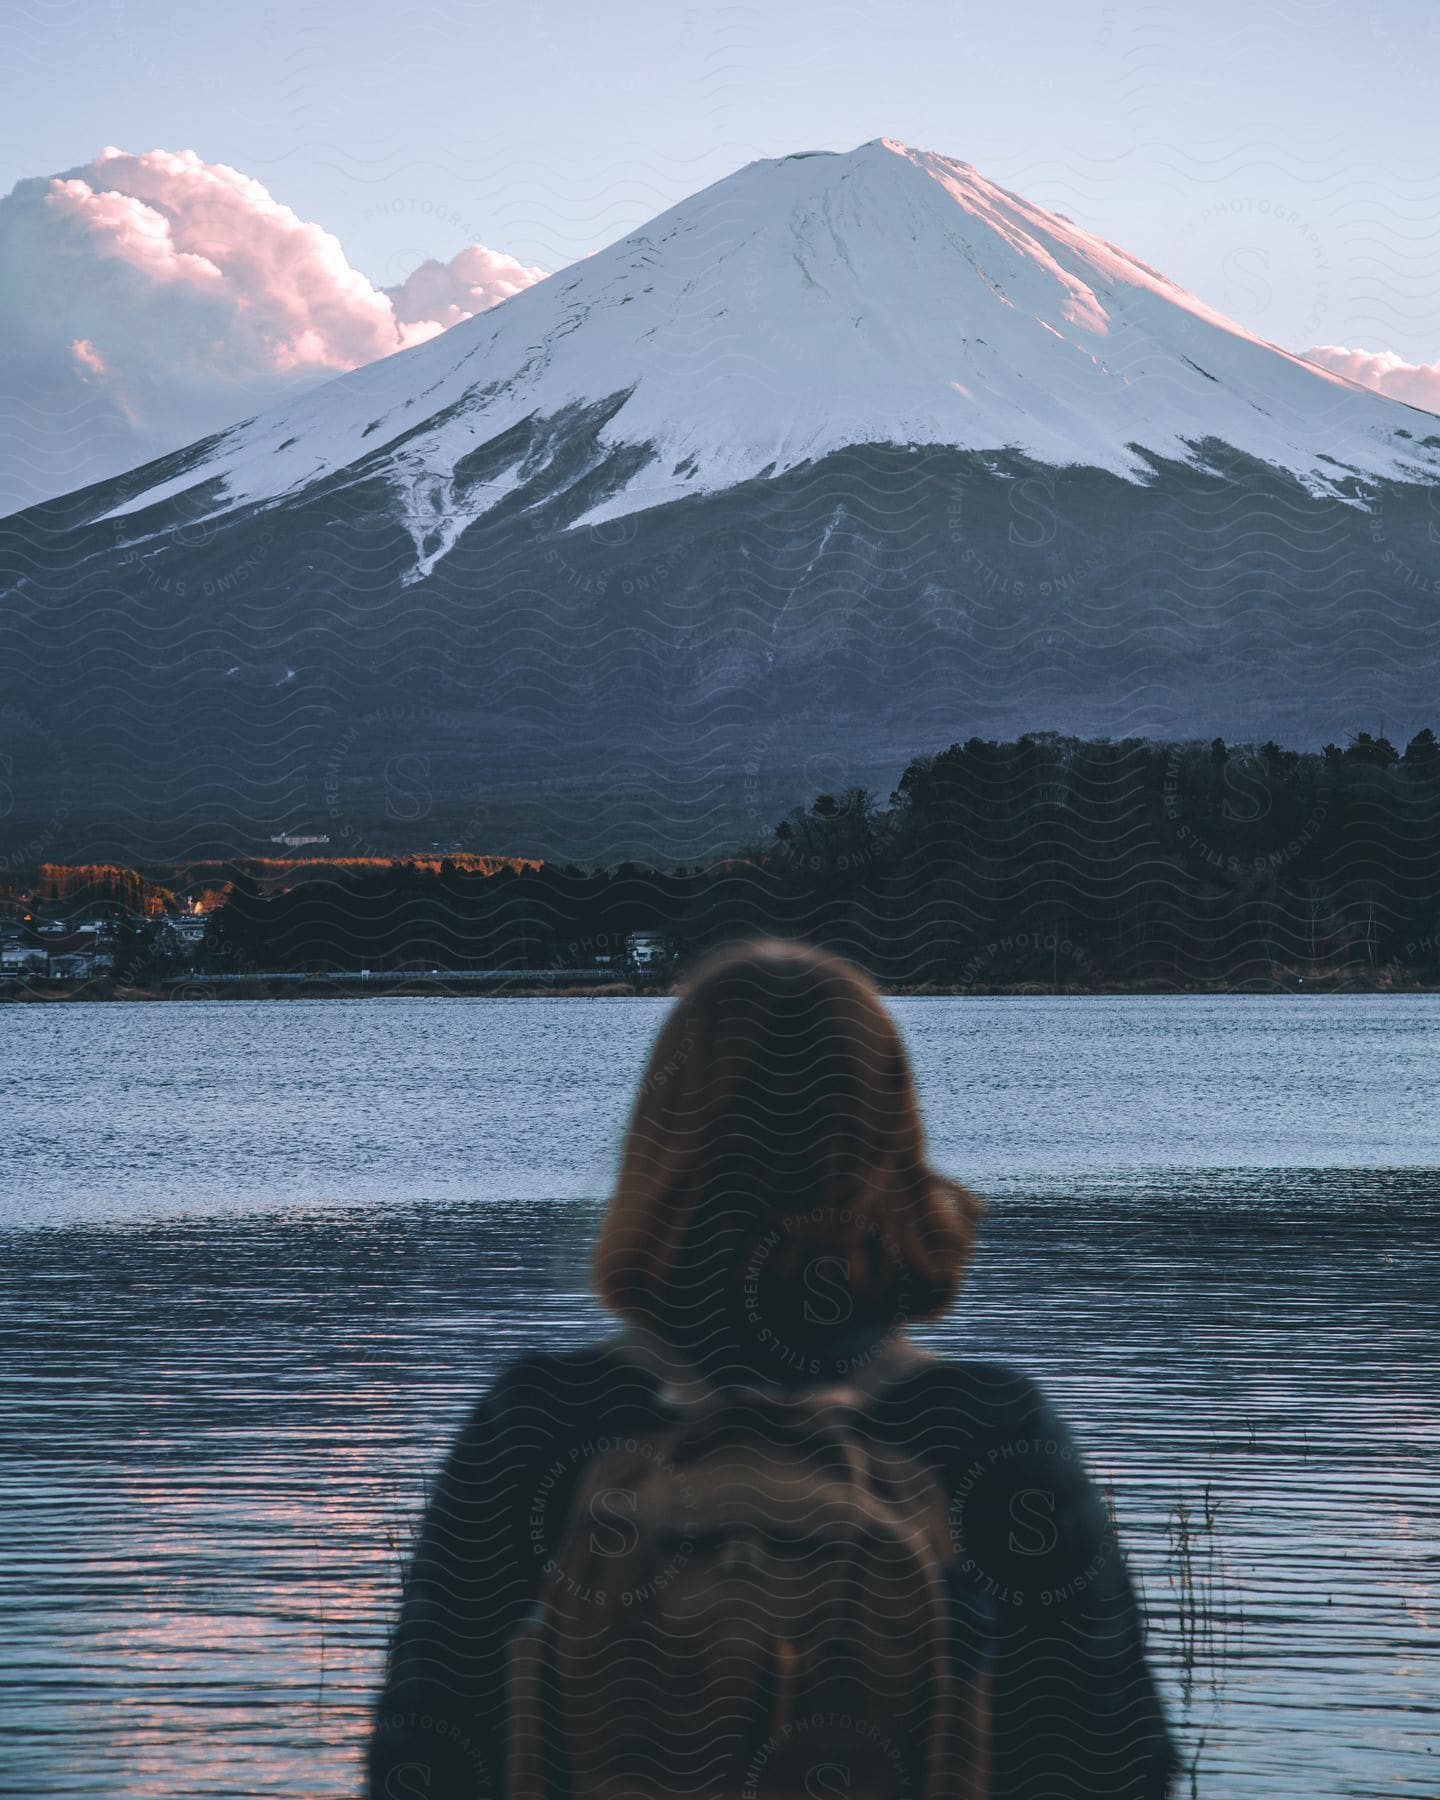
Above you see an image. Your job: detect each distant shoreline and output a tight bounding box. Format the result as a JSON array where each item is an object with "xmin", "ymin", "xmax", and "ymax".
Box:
[{"xmin": 5, "ymin": 972, "xmax": 1436, "ymax": 1003}]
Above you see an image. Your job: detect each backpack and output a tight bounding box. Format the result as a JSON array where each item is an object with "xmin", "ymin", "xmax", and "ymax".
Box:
[{"xmin": 505, "ymin": 1346, "xmax": 992, "ymax": 1799}]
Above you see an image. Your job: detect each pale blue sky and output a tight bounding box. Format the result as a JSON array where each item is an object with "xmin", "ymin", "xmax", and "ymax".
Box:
[{"xmin": 4, "ymin": 0, "xmax": 1439, "ymax": 357}]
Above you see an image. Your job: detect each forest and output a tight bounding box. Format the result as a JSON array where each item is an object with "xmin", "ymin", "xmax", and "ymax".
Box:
[{"xmin": 181, "ymin": 728, "xmax": 1440, "ymax": 988}]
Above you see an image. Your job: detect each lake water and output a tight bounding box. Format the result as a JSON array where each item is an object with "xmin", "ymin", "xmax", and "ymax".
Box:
[{"xmin": 1, "ymin": 996, "xmax": 1437, "ymax": 1797}]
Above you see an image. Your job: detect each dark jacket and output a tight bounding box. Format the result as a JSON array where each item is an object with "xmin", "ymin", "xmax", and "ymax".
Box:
[{"xmin": 367, "ymin": 1330, "xmax": 1179, "ymax": 1798}]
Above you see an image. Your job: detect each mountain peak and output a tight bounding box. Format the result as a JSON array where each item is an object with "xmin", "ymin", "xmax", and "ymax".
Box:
[
  {"xmin": 859, "ymin": 134, "xmax": 929, "ymax": 157},
  {"xmin": 8, "ymin": 146, "xmax": 1440, "ymax": 864},
  {"xmin": 97, "ymin": 138, "xmax": 1439, "ymax": 553}
]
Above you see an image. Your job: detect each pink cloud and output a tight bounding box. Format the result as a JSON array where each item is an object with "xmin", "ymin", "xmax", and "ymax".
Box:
[
  {"xmin": 46, "ymin": 174, "xmax": 224, "ymax": 289},
  {"xmin": 386, "ymin": 243, "xmax": 548, "ymax": 333},
  {"xmin": 43, "ymin": 147, "xmax": 414, "ymax": 370},
  {"xmin": 0, "ymin": 146, "xmax": 549, "ymax": 513},
  {"xmin": 70, "ymin": 337, "xmax": 107, "ymax": 377},
  {"xmin": 1301, "ymin": 344, "xmax": 1440, "ymax": 415}
]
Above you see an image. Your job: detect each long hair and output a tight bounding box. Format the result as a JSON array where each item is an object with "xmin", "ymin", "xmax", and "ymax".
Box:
[{"xmin": 593, "ymin": 938, "xmax": 981, "ymax": 1349}]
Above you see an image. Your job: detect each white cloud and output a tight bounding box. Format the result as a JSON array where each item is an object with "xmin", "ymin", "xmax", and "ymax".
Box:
[
  {"xmin": 1301, "ymin": 344, "xmax": 1440, "ymax": 415},
  {"xmin": 0, "ymin": 147, "xmax": 547, "ymax": 515}
]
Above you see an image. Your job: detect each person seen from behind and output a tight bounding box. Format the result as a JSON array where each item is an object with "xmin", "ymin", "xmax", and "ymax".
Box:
[{"xmin": 368, "ymin": 937, "xmax": 1179, "ymax": 1798}]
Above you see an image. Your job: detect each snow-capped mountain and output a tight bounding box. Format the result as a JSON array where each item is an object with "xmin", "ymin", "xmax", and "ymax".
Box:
[
  {"xmin": 2, "ymin": 139, "xmax": 1438, "ymax": 864},
  {"xmin": 100, "ymin": 137, "xmax": 1440, "ymax": 569}
]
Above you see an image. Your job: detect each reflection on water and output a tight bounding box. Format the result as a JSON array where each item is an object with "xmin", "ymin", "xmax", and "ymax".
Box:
[
  {"xmin": 1, "ymin": 997, "xmax": 1437, "ymax": 1796},
  {"xmin": 3, "ymin": 1177, "xmax": 1437, "ymax": 1797}
]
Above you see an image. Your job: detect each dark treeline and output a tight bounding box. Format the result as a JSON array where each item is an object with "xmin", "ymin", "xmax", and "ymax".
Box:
[{"xmin": 199, "ymin": 728, "xmax": 1440, "ymax": 987}]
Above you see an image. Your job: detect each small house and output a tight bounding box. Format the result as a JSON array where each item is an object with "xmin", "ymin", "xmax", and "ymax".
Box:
[
  {"xmin": 627, "ymin": 931, "xmax": 669, "ymax": 972},
  {"xmin": 0, "ymin": 933, "xmax": 44, "ymax": 974},
  {"xmin": 39, "ymin": 931, "xmax": 106, "ymax": 979},
  {"xmin": 165, "ymin": 911, "xmax": 211, "ymax": 948}
]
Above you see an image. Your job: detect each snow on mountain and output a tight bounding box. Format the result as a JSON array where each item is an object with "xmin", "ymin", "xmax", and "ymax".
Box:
[
  {"xmin": 102, "ymin": 137, "xmax": 1440, "ymax": 576},
  {"xmin": 8, "ymin": 139, "xmax": 1440, "ymax": 865}
]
